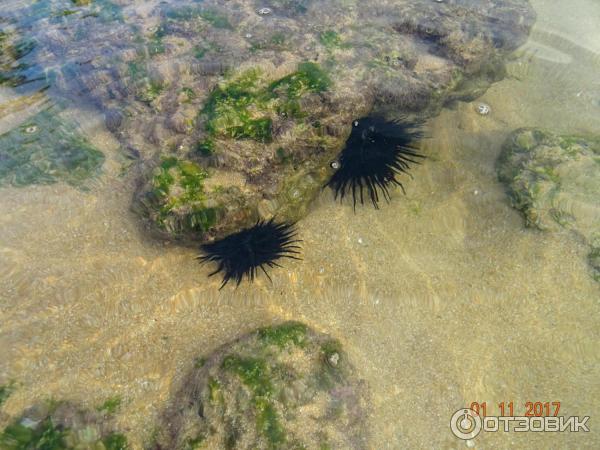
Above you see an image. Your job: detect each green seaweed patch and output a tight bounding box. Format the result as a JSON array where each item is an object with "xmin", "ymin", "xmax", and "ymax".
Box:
[
  {"xmin": 71, "ymin": 0, "xmax": 93, "ymax": 5},
  {"xmin": 202, "ymin": 69, "xmax": 273, "ymax": 142},
  {"xmin": 0, "ymin": 110, "xmax": 105, "ymax": 188},
  {"xmin": 136, "ymin": 79, "xmax": 165, "ymax": 104},
  {"xmin": 201, "ymin": 63, "xmax": 330, "ymax": 144},
  {"xmin": 255, "ymin": 398, "xmax": 285, "ymax": 447},
  {"xmin": 258, "ymin": 322, "xmax": 308, "ymax": 348},
  {"xmin": 268, "ymin": 62, "xmax": 331, "ymax": 98},
  {"xmin": 180, "ymin": 87, "xmax": 196, "ymax": 102},
  {"xmin": 0, "ymin": 417, "xmax": 65, "ymax": 450},
  {"xmin": 103, "ymin": 433, "xmax": 129, "ymax": 450},
  {"xmin": 97, "ymin": 396, "xmax": 122, "ymax": 415},
  {"xmin": 150, "ymin": 158, "xmax": 218, "ymax": 232},
  {"xmin": 222, "ymin": 355, "xmax": 285, "ymax": 447},
  {"xmin": 0, "ymin": 406, "xmax": 129, "ymax": 449},
  {"xmin": 185, "ymin": 433, "xmax": 206, "ymax": 449},
  {"xmin": 0, "ymin": 382, "xmax": 15, "ymax": 408},
  {"xmin": 196, "ymin": 138, "xmax": 215, "ymax": 156},
  {"xmin": 222, "ymin": 355, "xmax": 273, "ymax": 397},
  {"xmin": 319, "ymin": 30, "xmax": 342, "ymax": 48}
]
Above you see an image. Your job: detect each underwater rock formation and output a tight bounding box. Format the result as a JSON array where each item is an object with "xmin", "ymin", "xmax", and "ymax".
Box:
[
  {"xmin": 0, "ymin": 109, "xmax": 105, "ymax": 187},
  {"xmin": 155, "ymin": 322, "xmax": 369, "ymax": 450},
  {"xmin": 9, "ymin": 0, "xmax": 535, "ymax": 240},
  {"xmin": 0, "ymin": 401, "xmax": 128, "ymax": 449},
  {"xmin": 497, "ymin": 128, "xmax": 600, "ymax": 281}
]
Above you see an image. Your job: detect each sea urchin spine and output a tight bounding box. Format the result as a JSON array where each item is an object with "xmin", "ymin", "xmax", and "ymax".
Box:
[
  {"xmin": 325, "ymin": 116, "xmax": 425, "ymax": 209},
  {"xmin": 197, "ymin": 219, "xmax": 301, "ymax": 288}
]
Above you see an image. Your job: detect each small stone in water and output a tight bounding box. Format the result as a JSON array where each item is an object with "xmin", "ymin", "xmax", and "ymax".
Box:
[
  {"xmin": 328, "ymin": 352, "xmax": 340, "ymax": 366},
  {"xmin": 476, "ymin": 103, "xmax": 491, "ymax": 115}
]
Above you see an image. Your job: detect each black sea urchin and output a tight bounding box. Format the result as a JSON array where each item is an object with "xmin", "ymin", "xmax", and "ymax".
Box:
[
  {"xmin": 325, "ymin": 116, "xmax": 425, "ymax": 209},
  {"xmin": 197, "ymin": 219, "xmax": 301, "ymax": 288}
]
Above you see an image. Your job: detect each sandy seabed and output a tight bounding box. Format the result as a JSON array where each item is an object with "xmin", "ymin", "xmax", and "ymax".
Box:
[{"xmin": 1, "ymin": 0, "xmax": 599, "ymax": 448}]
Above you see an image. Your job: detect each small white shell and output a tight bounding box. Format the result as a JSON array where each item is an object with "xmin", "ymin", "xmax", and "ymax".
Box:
[
  {"xmin": 257, "ymin": 7, "xmax": 272, "ymax": 15},
  {"xmin": 476, "ymin": 103, "xmax": 491, "ymax": 115}
]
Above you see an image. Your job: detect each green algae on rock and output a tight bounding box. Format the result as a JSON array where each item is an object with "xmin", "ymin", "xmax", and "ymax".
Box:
[
  {"xmin": 0, "ymin": 401, "xmax": 129, "ymax": 450},
  {"xmin": 0, "ymin": 109, "xmax": 105, "ymax": 188},
  {"xmin": 136, "ymin": 157, "xmax": 221, "ymax": 237},
  {"xmin": 497, "ymin": 128, "xmax": 600, "ymax": 281},
  {"xmin": 201, "ymin": 62, "xmax": 331, "ymax": 144},
  {"xmin": 20, "ymin": 0, "xmax": 535, "ymax": 242},
  {"xmin": 155, "ymin": 322, "xmax": 369, "ymax": 450}
]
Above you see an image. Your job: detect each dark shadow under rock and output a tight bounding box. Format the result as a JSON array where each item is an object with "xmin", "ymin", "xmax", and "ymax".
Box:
[{"xmin": 155, "ymin": 322, "xmax": 370, "ymax": 450}]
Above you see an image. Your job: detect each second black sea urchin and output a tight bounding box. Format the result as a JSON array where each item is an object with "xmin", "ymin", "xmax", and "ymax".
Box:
[
  {"xmin": 197, "ymin": 219, "xmax": 301, "ymax": 288},
  {"xmin": 325, "ymin": 116, "xmax": 425, "ymax": 209}
]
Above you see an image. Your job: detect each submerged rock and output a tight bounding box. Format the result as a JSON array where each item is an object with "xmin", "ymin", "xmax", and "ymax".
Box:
[
  {"xmin": 0, "ymin": 109, "xmax": 105, "ymax": 187},
  {"xmin": 0, "ymin": 401, "xmax": 128, "ymax": 449},
  {"xmin": 155, "ymin": 322, "xmax": 369, "ymax": 449},
  {"xmin": 7, "ymin": 0, "xmax": 535, "ymax": 240},
  {"xmin": 497, "ymin": 128, "xmax": 600, "ymax": 281}
]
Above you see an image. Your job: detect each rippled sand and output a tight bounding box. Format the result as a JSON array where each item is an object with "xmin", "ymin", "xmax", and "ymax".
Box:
[{"xmin": 1, "ymin": 0, "xmax": 599, "ymax": 449}]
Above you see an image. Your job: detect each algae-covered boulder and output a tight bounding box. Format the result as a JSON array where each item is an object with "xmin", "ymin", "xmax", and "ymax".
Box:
[
  {"xmin": 5, "ymin": 0, "xmax": 535, "ymax": 240},
  {"xmin": 156, "ymin": 322, "xmax": 369, "ymax": 449},
  {"xmin": 0, "ymin": 401, "xmax": 128, "ymax": 449},
  {"xmin": 0, "ymin": 109, "xmax": 105, "ymax": 188},
  {"xmin": 133, "ymin": 156, "xmax": 256, "ymax": 239},
  {"xmin": 497, "ymin": 128, "xmax": 600, "ymax": 281}
]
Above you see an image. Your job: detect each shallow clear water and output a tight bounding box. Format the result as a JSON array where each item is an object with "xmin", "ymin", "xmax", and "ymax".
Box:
[{"xmin": 0, "ymin": 0, "xmax": 599, "ymax": 449}]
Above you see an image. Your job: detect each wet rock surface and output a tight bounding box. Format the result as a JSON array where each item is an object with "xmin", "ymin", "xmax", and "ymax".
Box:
[
  {"xmin": 155, "ymin": 322, "xmax": 369, "ymax": 450},
  {"xmin": 497, "ymin": 128, "xmax": 600, "ymax": 281},
  {"xmin": 0, "ymin": 401, "xmax": 128, "ymax": 449},
  {"xmin": 2, "ymin": 0, "xmax": 535, "ymax": 241}
]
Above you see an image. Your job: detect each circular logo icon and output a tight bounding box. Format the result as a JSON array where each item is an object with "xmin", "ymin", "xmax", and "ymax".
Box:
[{"xmin": 450, "ymin": 408, "xmax": 482, "ymax": 440}]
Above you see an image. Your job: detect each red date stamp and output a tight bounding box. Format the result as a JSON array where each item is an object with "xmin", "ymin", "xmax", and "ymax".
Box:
[
  {"xmin": 469, "ymin": 401, "xmax": 561, "ymax": 417},
  {"xmin": 450, "ymin": 402, "xmax": 590, "ymax": 440}
]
